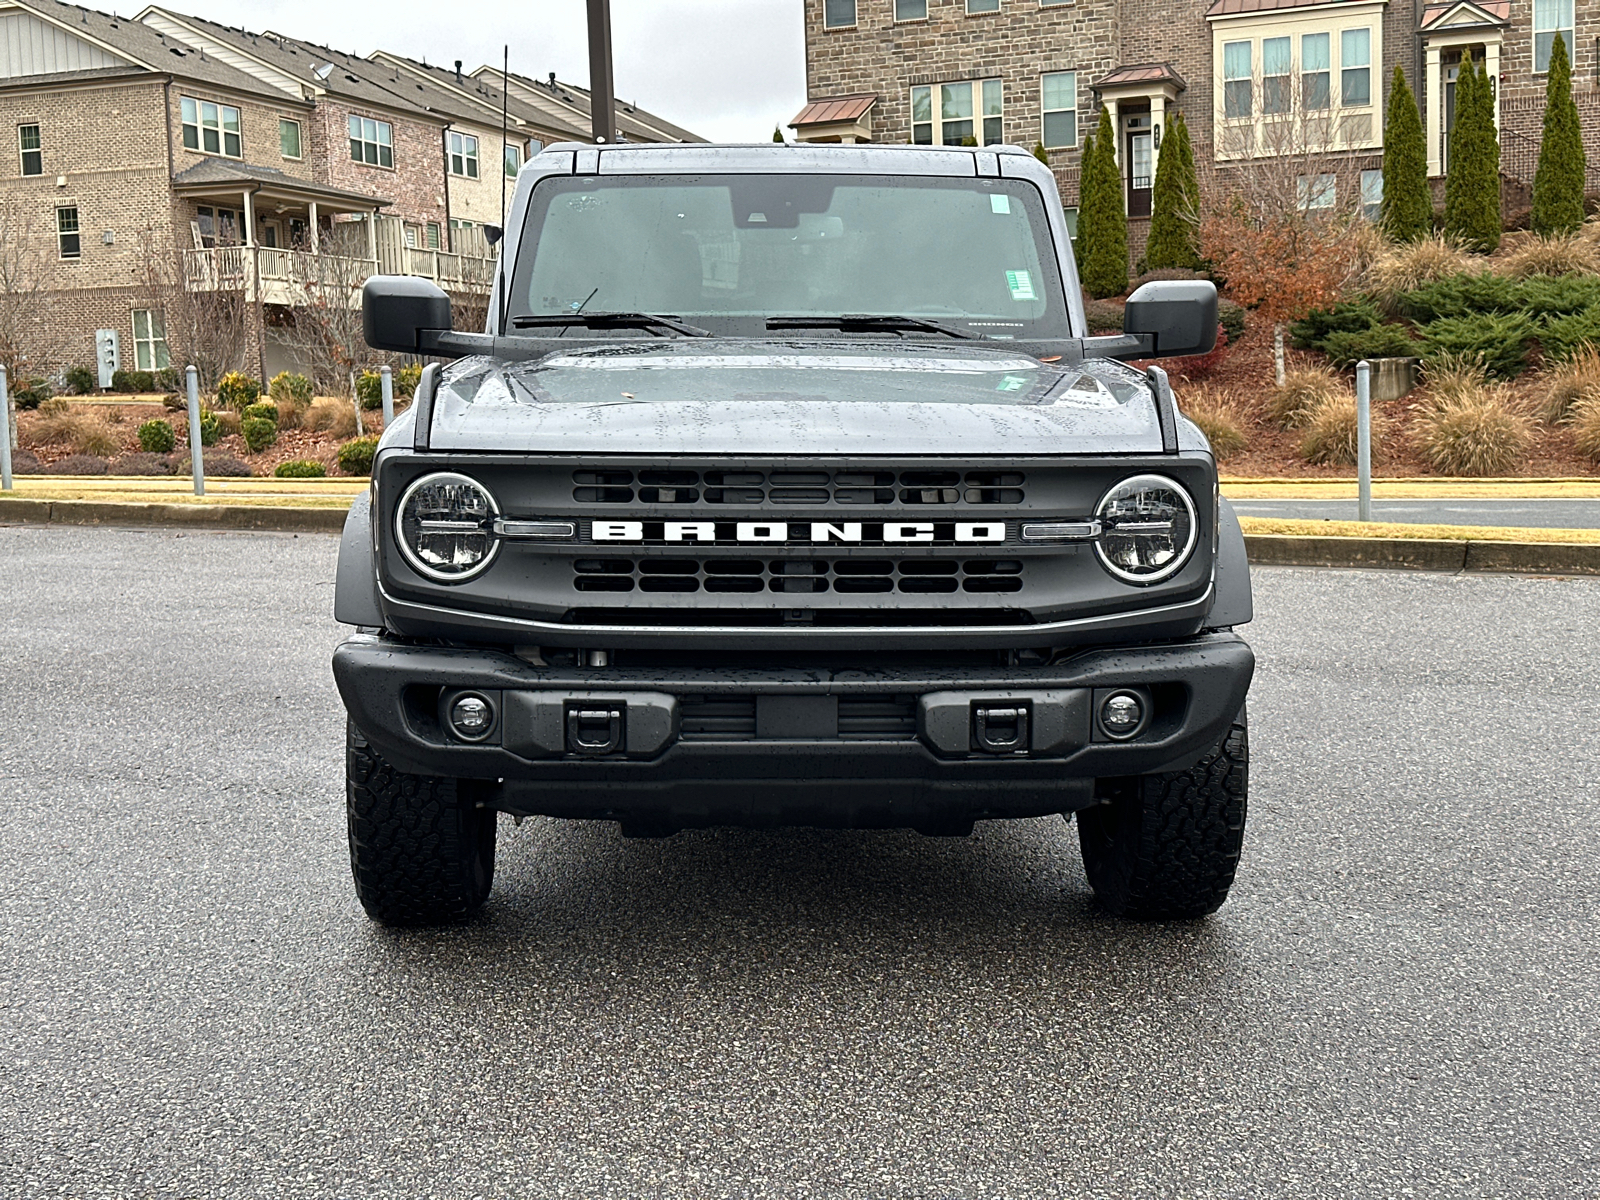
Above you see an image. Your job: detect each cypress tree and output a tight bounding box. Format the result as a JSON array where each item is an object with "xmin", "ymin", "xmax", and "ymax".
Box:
[
  {"xmin": 772, "ymin": 126, "xmax": 785, "ymax": 143},
  {"xmin": 1443, "ymin": 55, "xmax": 1501, "ymax": 252},
  {"xmin": 1380, "ymin": 65, "xmax": 1432, "ymax": 241},
  {"xmin": 1532, "ymin": 32, "xmax": 1586, "ymax": 235},
  {"xmin": 1078, "ymin": 106, "xmax": 1128, "ymax": 298},
  {"xmin": 1144, "ymin": 111, "xmax": 1202, "ymax": 270},
  {"xmin": 1074, "ymin": 127, "xmax": 1094, "ymax": 272}
]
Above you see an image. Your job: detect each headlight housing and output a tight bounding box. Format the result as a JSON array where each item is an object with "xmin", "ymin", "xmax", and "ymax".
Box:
[
  {"xmin": 395, "ymin": 472, "xmax": 499, "ymax": 583},
  {"xmin": 1095, "ymin": 474, "xmax": 1197, "ymax": 585}
]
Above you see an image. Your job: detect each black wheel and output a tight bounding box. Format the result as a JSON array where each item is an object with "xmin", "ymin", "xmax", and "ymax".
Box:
[
  {"xmin": 345, "ymin": 722, "xmax": 497, "ymax": 925},
  {"xmin": 1077, "ymin": 709, "xmax": 1248, "ymax": 920}
]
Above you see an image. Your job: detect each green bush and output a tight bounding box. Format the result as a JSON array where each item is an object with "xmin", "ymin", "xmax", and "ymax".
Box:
[
  {"xmin": 136, "ymin": 418, "xmax": 176, "ymax": 453},
  {"xmin": 1532, "ymin": 33, "xmax": 1586, "ymax": 236},
  {"xmin": 1077, "ymin": 108, "xmax": 1128, "ymax": 299},
  {"xmin": 1513, "ymin": 273, "xmax": 1600, "ymax": 319},
  {"xmin": 1289, "ymin": 299, "xmax": 1382, "ymax": 351},
  {"xmin": 1216, "ymin": 298, "xmax": 1247, "ymax": 344},
  {"xmin": 1381, "ymin": 65, "xmax": 1432, "ymax": 242},
  {"xmin": 217, "ymin": 371, "xmax": 261, "ymax": 410},
  {"xmin": 354, "ymin": 370, "xmax": 384, "ymax": 410},
  {"xmin": 1442, "ymin": 54, "xmax": 1501, "ymax": 252},
  {"xmin": 240, "ymin": 415, "xmax": 278, "ymax": 453},
  {"xmin": 1539, "ymin": 307, "xmax": 1600, "ymax": 361},
  {"xmin": 1081, "ymin": 298, "xmax": 1125, "ymax": 334},
  {"xmin": 268, "ymin": 371, "xmax": 313, "ymax": 405},
  {"xmin": 241, "ymin": 401, "xmax": 279, "ymax": 423},
  {"xmin": 110, "ymin": 368, "xmax": 156, "ymax": 393},
  {"xmin": 396, "ymin": 363, "xmax": 423, "ymax": 396},
  {"xmin": 171, "ymin": 451, "xmax": 252, "ymax": 478},
  {"xmin": 1320, "ymin": 324, "xmax": 1423, "ymax": 366},
  {"xmin": 63, "ymin": 365, "xmax": 97, "ymax": 395},
  {"xmin": 1143, "ymin": 111, "xmax": 1202, "ymax": 272},
  {"xmin": 274, "ymin": 459, "xmax": 326, "ymax": 478},
  {"xmin": 337, "ymin": 435, "xmax": 379, "ymax": 475},
  {"xmin": 1418, "ymin": 312, "xmax": 1537, "ymax": 378},
  {"xmin": 1394, "ymin": 272, "xmax": 1520, "ymax": 322},
  {"xmin": 198, "ymin": 407, "xmax": 220, "ymax": 447},
  {"xmin": 10, "ymin": 378, "xmax": 53, "ymax": 410}
]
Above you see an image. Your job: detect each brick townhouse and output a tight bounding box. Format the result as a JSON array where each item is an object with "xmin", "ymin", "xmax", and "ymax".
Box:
[
  {"xmin": 0, "ymin": 0, "xmax": 702, "ymax": 383},
  {"xmin": 794, "ymin": 0, "xmax": 1597, "ymax": 263}
]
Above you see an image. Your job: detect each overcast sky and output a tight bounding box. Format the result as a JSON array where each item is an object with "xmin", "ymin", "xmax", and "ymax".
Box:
[{"xmin": 170, "ymin": 0, "xmax": 809, "ymax": 142}]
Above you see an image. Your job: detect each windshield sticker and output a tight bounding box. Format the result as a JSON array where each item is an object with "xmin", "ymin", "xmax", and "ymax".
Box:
[
  {"xmin": 1005, "ymin": 270, "xmax": 1035, "ymax": 301},
  {"xmin": 990, "ymin": 194, "xmax": 1011, "ymax": 215},
  {"xmin": 995, "ymin": 374, "xmax": 1028, "ymax": 392}
]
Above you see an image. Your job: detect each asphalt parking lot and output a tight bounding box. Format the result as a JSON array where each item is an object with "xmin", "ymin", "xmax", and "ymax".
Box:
[{"xmin": 2, "ymin": 524, "xmax": 1597, "ymax": 1199}]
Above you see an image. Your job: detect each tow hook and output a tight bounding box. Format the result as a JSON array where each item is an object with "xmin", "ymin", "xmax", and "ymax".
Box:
[
  {"xmin": 974, "ymin": 705, "xmax": 1029, "ymax": 754},
  {"xmin": 566, "ymin": 706, "xmax": 625, "ymax": 755}
]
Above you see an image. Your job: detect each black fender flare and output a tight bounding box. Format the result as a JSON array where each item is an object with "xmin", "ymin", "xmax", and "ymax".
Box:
[
  {"xmin": 334, "ymin": 491, "xmax": 384, "ymax": 628},
  {"xmin": 1208, "ymin": 496, "xmax": 1253, "ymax": 628}
]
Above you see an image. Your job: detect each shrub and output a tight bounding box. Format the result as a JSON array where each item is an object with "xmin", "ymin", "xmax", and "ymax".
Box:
[
  {"xmin": 1300, "ymin": 395, "xmax": 1392, "ymax": 466},
  {"xmin": 11, "ymin": 378, "xmax": 53, "ymax": 409},
  {"xmin": 1143, "ymin": 110, "xmax": 1202, "ymax": 272},
  {"xmin": 1419, "ymin": 352, "xmax": 1491, "ymax": 411},
  {"xmin": 51, "ymin": 453, "xmax": 110, "ymax": 475},
  {"xmin": 9, "ymin": 448, "xmax": 42, "ymax": 474},
  {"xmin": 63, "ymin": 365, "xmax": 96, "ymax": 395},
  {"xmin": 1573, "ymin": 397, "xmax": 1600, "ymax": 460},
  {"xmin": 32, "ymin": 412, "xmax": 120, "ymax": 458},
  {"xmin": 1512, "ymin": 273, "xmax": 1600, "ymax": 319},
  {"xmin": 1179, "ymin": 386, "xmax": 1248, "ymax": 460},
  {"xmin": 110, "ymin": 368, "xmax": 155, "ymax": 393},
  {"xmin": 1321, "ymin": 324, "xmax": 1423, "ymax": 367},
  {"xmin": 1289, "ymin": 299, "xmax": 1382, "ymax": 351},
  {"xmin": 1539, "ymin": 306, "xmax": 1600, "ymax": 362},
  {"xmin": 1540, "ymin": 343, "xmax": 1600, "ymax": 422},
  {"xmin": 154, "ymin": 367, "xmax": 181, "ymax": 393},
  {"xmin": 268, "ymin": 371, "xmax": 314, "ymax": 405},
  {"xmin": 1393, "ymin": 272, "xmax": 1519, "ymax": 322},
  {"xmin": 1381, "ymin": 65, "xmax": 1432, "ymax": 242},
  {"xmin": 36, "ymin": 396, "xmax": 70, "ymax": 417},
  {"xmin": 1532, "ymin": 32, "xmax": 1586, "ymax": 237},
  {"xmin": 111, "ymin": 451, "xmax": 172, "ymax": 476},
  {"xmin": 170, "ymin": 450, "xmax": 252, "ymax": 478},
  {"xmin": 1216, "ymin": 298, "xmax": 1246, "ymax": 344},
  {"xmin": 1271, "ymin": 367, "xmax": 1344, "ymax": 429},
  {"xmin": 301, "ymin": 398, "xmax": 358, "ymax": 438},
  {"xmin": 136, "ymin": 418, "xmax": 176, "ymax": 453},
  {"xmin": 1499, "ymin": 233, "xmax": 1599, "ymax": 278},
  {"xmin": 1081, "ymin": 298, "xmax": 1124, "ymax": 334},
  {"xmin": 337, "ymin": 435, "xmax": 379, "ymax": 475},
  {"xmin": 241, "ymin": 401, "xmax": 279, "ymax": 423},
  {"xmin": 161, "ymin": 393, "xmax": 186, "ymax": 412},
  {"xmin": 274, "ymin": 459, "xmax": 327, "ymax": 478},
  {"xmin": 355, "ymin": 370, "xmax": 384, "ymax": 410},
  {"xmin": 215, "ymin": 410, "xmax": 241, "ymax": 437},
  {"xmin": 396, "ymin": 363, "xmax": 423, "ymax": 396},
  {"xmin": 1077, "ymin": 108, "xmax": 1128, "ymax": 299},
  {"xmin": 1366, "ymin": 234, "xmax": 1473, "ymax": 309},
  {"xmin": 198, "ymin": 407, "xmax": 220, "ymax": 446},
  {"xmin": 1442, "ymin": 55, "xmax": 1501, "ymax": 252},
  {"xmin": 1417, "ymin": 312, "xmax": 1537, "ymax": 378},
  {"xmin": 240, "ymin": 415, "xmax": 277, "ymax": 453},
  {"xmin": 1413, "ymin": 391, "xmax": 1531, "ymax": 475},
  {"xmin": 216, "ymin": 371, "xmax": 261, "ymax": 410}
]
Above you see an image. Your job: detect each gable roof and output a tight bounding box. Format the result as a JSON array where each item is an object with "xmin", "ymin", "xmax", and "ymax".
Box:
[
  {"xmin": 1094, "ymin": 63, "xmax": 1188, "ymax": 90},
  {"xmin": 367, "ymin": 52, "xmax": 585, "ymax": 141},
  {"xmin": 171, "ymin": 157, "xmax": 391, "ymax": 208},
  {"xmin": 477, "ymin": 65, "xmax": 705, "ymax": 144},
  {"xmin": 1419, "ymin": 0, "xmax": 1510, "ymax": 31},
  {"xmin": 791, "ymin": 94, "xmax": 877, "ymax": 127}
]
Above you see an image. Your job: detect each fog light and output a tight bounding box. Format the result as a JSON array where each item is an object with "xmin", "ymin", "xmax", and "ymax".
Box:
[
  {"xmin": 1099, "ymin": 691, "xmax": 1145, "ymax": 739},
  {"xmin": 450, "ymin": 694, "xmax": 493, "ymax": 740}
]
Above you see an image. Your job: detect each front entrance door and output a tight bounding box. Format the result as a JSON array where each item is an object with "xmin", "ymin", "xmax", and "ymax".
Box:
[{"xmin": 1126, "ymin": 130, "xmax": 1153, "ymax": 218}]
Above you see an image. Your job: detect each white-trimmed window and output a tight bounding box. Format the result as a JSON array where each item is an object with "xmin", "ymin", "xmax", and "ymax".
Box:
[
  {"xmin": 449, "ymin": 131, "xmax": 479, "ymax": 178},
  {"xmin": 967, "ymin": 0, "xmax": 1000, "ymax": 12},
  {"xmin": 895, "ymin": 0, "xmax": 927, "ymax": 20},
  {"xmin": 57, "ymin": 205, "xmax": 79, "ymax": 258},
  {"xmin": 1063, "ymin": 206, "xmax": 1078, "ymax": 240},
  {"xmin": 131, "ymin": 310, "xmax": 170, "ymax": 371},
  {"xmin": 279, "ymin": 118, "xmax": 302, "ymax": 159},
  {"xmin": 19, "ymin": 124, "xmax": 41, "ymax": 176},
  {"xmin": 1302, "ymin": 33, "xmax": 1331, "ymax": 110},
  {"xmin": 349, "ymin": 115, "xmax": 393, "ymax": 168},
  {"xmin": 426, "ymin": 222, "xmax": 441, "ymax": 250},
  {"xmin": 181, "ymin": 97, "xmax": 241, "ymax": 158},
  {"xmin": 1535, "ymin": 0, "xmax": 1575, "ymax": 72},
  {"xmin": 1341, "ymin": 28, "xmax": 1372, "ymax": 106},
  {"xmin": 911, "ymin": 79, "xmax": 1003, "ymax": 145},
  {"xmin": 504, "ymin": 142, "xmax": 522, "ymax": 177},
  {"xmin": 1263, "ymin": 36, "xmax": 1292, "ymax": 114},
  {"xmin": 823, "ymin": 0, "xmax": 855, "ymax": 28},
  {"xmin": 1360, "ymin": 169, "xmax": 1383, "ymax": 221},
  {"xmin": 1297, "ymin": 173, "xmax": 1336, "ymax": 210},
  {"xmin": 1041, "ymin": 72, "xmax": 1077, "ymax": 148},
  {"xmin": 1224, "ymin": 41, "xmax": 1253, "ymax": 118}
]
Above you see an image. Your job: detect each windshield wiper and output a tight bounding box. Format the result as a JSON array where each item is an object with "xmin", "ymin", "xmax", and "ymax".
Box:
[
  {"xmin": 510, "ymin": 312, "xmax": 712, "ymax": 337},
  {"xmin": 766, "ymin": 314, "xmax": 986, "ymax": 340}
]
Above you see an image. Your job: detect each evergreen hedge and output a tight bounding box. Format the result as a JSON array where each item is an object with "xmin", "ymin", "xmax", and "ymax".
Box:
[
  {"xmin": 1381, "ymin": 66, "xmax": 1432, "ymax": 242},
  {"xmin": 1143, "ymin": 112, "xmax": 1201, "ymax": 271},
  {"xmin": 1077, "ymin": 107, "xmax": 1128, "ymax": 299},
  {"xmin": 1442, "ymin": 56, "xmax": 1501, "ymax": 251}
]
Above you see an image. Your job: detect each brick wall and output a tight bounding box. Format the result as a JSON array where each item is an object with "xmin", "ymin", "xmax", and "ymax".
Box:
[
  {"xmin": 165, "ymin": 84, "xmax": 316, "ymax": 183},
  {"xmin": 310, "ymin": 97, "xmax": 447, "ymax": 227}
]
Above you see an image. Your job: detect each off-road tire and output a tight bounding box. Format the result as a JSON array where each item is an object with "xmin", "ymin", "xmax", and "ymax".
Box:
[
  {"xmin": 1077, "ymin": 710, "xmax": 1248, "ymax": 919},
  {"xmin": 346, "ymin": 722, "xmax": 497, "ymax": 925}
]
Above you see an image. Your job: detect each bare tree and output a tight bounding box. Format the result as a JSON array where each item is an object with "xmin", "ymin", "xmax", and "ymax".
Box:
[
  {"xmin": 278, "ymin": 223, "xmax": 391, "ymax": 396},
  {"xmin": 134, "ymin": 225, "xmax": 252, "ymax": 391},
  {"xmin": 0, "ymin": 200, "xmax": 62, "ymax": 448}
]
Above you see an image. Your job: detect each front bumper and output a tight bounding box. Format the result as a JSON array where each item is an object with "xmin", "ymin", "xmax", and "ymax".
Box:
[{"xmin": 332, "ymin": 632, "xmax": 1254, "ymax": 832}]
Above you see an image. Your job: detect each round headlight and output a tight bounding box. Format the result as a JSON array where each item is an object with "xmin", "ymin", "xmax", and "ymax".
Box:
[
  {"xmin": 395, "ymin": 472, "xmax": 499, "ymax": 583},
  {"xmin": 1094, "ymin": 474, "xmax": 1197, "ymax": 585}
]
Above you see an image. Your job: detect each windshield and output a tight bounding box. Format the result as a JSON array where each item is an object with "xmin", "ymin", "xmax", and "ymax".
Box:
[{"xmin": 508, "ymin": 173, "xmax": 1071, "ymax": 339}]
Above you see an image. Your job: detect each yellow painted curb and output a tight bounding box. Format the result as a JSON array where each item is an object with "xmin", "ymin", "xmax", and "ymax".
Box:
[
  {"xmin": 1238, "ymin": 516, "xmax": 1600, "ymax": 545},
  {"xmin": 1223, "ymin": 476, "xmax": 1600, "ymax": 499}
]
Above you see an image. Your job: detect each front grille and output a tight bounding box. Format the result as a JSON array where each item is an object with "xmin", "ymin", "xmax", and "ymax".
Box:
[
  {"xmin": 573, "ymin": 557, "xmax": 1025, "ymax": 595},
  {"xmin": 678, "ymin": 695, "xmax": 918, "ymax": 741},
  {"xmin": 571, "ymin": 468, "xmax": 1025, "ymax": 506}
]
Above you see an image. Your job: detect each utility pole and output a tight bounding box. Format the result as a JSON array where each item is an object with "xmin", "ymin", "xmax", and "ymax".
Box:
[{"xmin": 586, "ymin": 0, "xmax": 617, "ymax": 145}]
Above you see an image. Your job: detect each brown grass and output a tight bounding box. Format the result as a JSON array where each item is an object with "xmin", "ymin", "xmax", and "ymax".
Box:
[
  {"xmin": 1418, "ymin": 352, "xmax": 1491, "ymax": 412},
  {"xmin": 1179, "ymin": 385, "xmax": 1249, "ymax": 460},
  {"xmin": 1270, "ymin": 366, "xmax": 1343, "ymax": 430},
  {"xmin": 1299, "ymin": 394, "xmax": 1393, "ymax": 466},
  {"xmin": 36, "ymin": 396, "xmax": 70, "ymax": 417},
  {"xmin": 1499, "ymin": 233, "xmax": 1600, "ymax": 278},
  {"xmin": 302, "ymin": 398, "xmax": 358, "ymax": 438},
  {"xmin": 1572, "ymin": 398, "xmax": 1600, "ymax": 461},
  {"xmin": 1366, "ymin": 233, "xmax": 1474, "ymax": 310},
  {"xmin": 29, "ymin": 411, "xmax": 121, "ymax": 458},
  {"xmin": 1540, "ymin": 344, "xmax": 1600, "ymax": 423},
  {"xmin": 215, "ymin": 410, "xmax": 242, "ymax": 437},
  {"xmin": 274, "ymin": 394, "xmax": 303, "ymax": 431},
  {"xmin": 1412, "ymin": 386, "xmax": 1532, "ymax": 476}
]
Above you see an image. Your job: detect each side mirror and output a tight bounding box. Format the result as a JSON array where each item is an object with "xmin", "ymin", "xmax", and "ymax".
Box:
[
  {"xmin": 363, "ymin": 276, "xmax": 453, "ymax": 353},
  {"xmin": 1123, "ymin": 280, "xmax": 1218, "ymax": 358}
]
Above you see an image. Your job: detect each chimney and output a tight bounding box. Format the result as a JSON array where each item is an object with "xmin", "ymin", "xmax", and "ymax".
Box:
[{"xmin": 454, "ymin": 59, "xmax": 462, "ymax": 85}]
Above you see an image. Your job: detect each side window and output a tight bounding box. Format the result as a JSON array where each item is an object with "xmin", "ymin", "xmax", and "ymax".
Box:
[
  {"xmin": 449, "ymin": 131, "xmax": 480, "ymax": 178},
  {"xmin": 279, "ymin": 118, "xmax": 302, "ymax": 159},
  {"xmin": 1535, "ymin": 0, "xmax": 1575, "ymax": 72},
  {"xmin": 911, "ymin": 85, "xmax": 933, "ymax": 144},
  {"xmin": 349, "ymin": 116, "xmax": 394, "ymax": 168},
  {"xmin": 1041, "ymin": 72, "xmax": 1077, "ymax": 148},
  {"xmin": 1263, "ymin": 37, "xmax": 1291, "ymax": 115},
  {"xmin": 967, "ymin": 0, "xmax": 1000, "ymax": 11},
  {"xmin": 894, "ymin": 0, "xmax": 927, "ymax": 19},
  {"xmin": 1341, "ymin": 28, "xmax": 1371, "ymax": 106},
  {"xmin": 504, "ymin": 142, "xmax": 522, "ymax": 177},
  {"xmin": 131, "ymin": 310, "xmax": 170, "ymax": 371},
  {"xmin": 1223, "ymin": 41, "xmax": 1253, "ymax": 119},
  {"xmin": 1302, "ymin": 33, "xmax": 1331, "ymax": 111},
  {"xmin": 57, "ymin": 205, "xmax": 80, "ymax": 258},
  {"xmin": 1361, "ymin": 168, "xmax": 1383, "ymax": 220},
  {"xmin": 181, "ymin": 97, "xmax": 242, "ymax": 157},
  {"xmin": 823, "ymin": 0, "xmax": 856, "ymax": 29},
  {"xmin": 19, "ymin": 124, "xmax": 41, "ymax": 176}
]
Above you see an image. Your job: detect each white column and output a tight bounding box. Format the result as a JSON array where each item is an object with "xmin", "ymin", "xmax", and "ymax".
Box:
[
  {"xmin": 367, "ymin": 208, "xmax": 378, "ymax": 262},
  {"xmin": 242, "ymin": 190, "xmax": 255, "ymax": 246},
  {"xmin": 308, "ymin": 201, "xmax": 319, "ymax": 253},
  {"xmin": 1484, "ymin": 38, "xmax": 1501, "ymax": 132},
  {"xmin": 1425, "ymin": 43, "xmax": 1443, "ymax": 177},
  {"xmin": 1149, "ymin": 94, "xmax": 1163, "ymax": 180}
]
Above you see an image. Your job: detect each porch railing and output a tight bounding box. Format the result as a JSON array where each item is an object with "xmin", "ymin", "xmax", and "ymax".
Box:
[{"xmin": 182, "ymin": 242, "xmax": 492, "ymax": 302}]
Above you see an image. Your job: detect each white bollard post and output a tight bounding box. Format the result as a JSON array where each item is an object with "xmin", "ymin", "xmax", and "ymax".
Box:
[
  {"xmin": 380, "ymin": 364, "xmax": 394, "ymax": 428},
  {"xmin": 186, "ymin": 365, "xmax": 205, "ymax": 497},
  {"xmin": 1355, "ymin": 360, "xmax": 1372, "ymax": 523},
  {"xmin": 0, "ymin": 365, "xmax": 12, "ymax": 491}
]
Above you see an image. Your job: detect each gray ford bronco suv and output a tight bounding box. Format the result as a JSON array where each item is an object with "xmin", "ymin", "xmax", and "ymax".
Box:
[{"xmin": 332, "ymin": 142, "xmax": 1254, "ymax": 926}]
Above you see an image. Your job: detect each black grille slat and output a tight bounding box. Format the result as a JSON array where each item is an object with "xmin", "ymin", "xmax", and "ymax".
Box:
[
  {"xmin": 679, "ymin": 697, "xmax": 757, "ymax": 740},
  {"xmin": 570, "ymin": 467, "xmax": 1023, "ymax": 506},
  {"xmin": 679, "ymin": 696, "xmax": 914, "ymax": 742},
  {"xmin": 571, "ymin": 557, "xmax": 1026, "ymax": 594}
]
